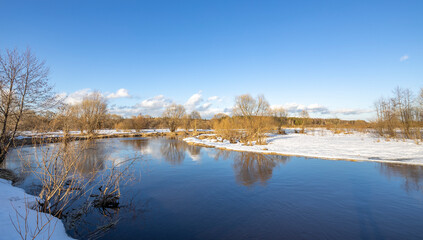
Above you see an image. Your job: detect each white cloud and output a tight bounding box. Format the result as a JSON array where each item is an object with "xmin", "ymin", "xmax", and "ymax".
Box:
[
  {"xmin": 137, "ymin": 95, "xmax": 172, "ymax": 110},
  {"xmin": 208, "ymin": 96, "xmax": 220, "ymax": 101},
  {"xmin": 185, "ymin": 91, "xmax": 203, "ymax": 111},
  {"xmin": 400, "ymin": 55, "xmax": 409, "ymax": 62},
  {"xmin": 197, "ymin": 107, "xmax": 231, "ymax": 119},
  {"xmin": 197, "ymin": 102, "xmax": 212, "ymax": 111},
  {"xmin": 107, "ymin": 88, "xmax": 130, "ymax": 99},
  {"xmin": 109, "ymin": 92, "xmax": 227, "ymax": 118},
  {"xmin": 61, "ymin": 88, "xmax": 131, "ymax": 105},
  {"xmin": 61, "ymin": 88, "xmax": 92, "ymax": 105}
]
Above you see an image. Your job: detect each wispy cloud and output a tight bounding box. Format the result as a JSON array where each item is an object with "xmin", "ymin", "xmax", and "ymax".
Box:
[
  {"xmin": 400, "ymin": 55, "xmax": 409, "ymax": 62},
  {"xmin": 271, "ymin": 103, "xmax": 372, "ymax": 118},
  {"xmin": 331, "ymin": 108, "xmax": 373, "ymax": 116}
]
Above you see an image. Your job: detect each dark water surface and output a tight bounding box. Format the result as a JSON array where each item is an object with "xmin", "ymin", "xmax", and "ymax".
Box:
[{"xmin": 5, "ymin": 137, "xmax": 423, "ymax": 240}]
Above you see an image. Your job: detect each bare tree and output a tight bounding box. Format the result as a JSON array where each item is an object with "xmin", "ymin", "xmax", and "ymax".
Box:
[
  {"xmin": 374, "ymin": 97, "xmax": 397, "ymax": 137},
  {"xmin": 418, "ymin": 88, "xmax": 423, "ymax": 122},
  {"xmin": 272, "ymin": 107, "xmax": 288, "ymax": 134},
  {"xmin": 299, "ymin": 110, "xmax": 309, "ymax": 133},
  {"xmin": 182, "ymin": 114, "xmax": 192, "ymax": 133},
  {"xmin": 77, "ymin": 92, "xmax": 107, "ymax": 135},
  {"xmin": 416, "ymin": 88, "xmax": 423, "ymax": 139},
  {"xmin": 190, "ymin": 110, "xmax": 201, "ymax": 133},
  {"xmin": 132, "ymin": 114, "xmax": 149, "ymax": 131},
  {"xmin": 53, "ymin": 105, "xmax": 79, "ymax": 138},
  {"xmin": 233, "ymin": 94, "xmax": 270, "ymax": 117},
  {"xmin": 374, "ymin": 87, "xmax": 419, "ymax": 139},
  {"xmin": 393, "ymin": 87, "xmax": 413, "ymax": 138},
  {"xmin": 162, "ymin": 104, "xmax": 186, "ymax": 132},
  {"xmin": 233, "ymin": 94, "xmax": 271, "ymax": 144},
  {"xmin": 0, "ymin": 48, "xmax": 54, "ymax": 163}
]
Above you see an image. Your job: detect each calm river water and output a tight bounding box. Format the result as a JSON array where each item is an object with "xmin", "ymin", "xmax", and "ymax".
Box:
[{"xmin": 4, "ymin": 137, "xmax": 423, "ymax": 240}]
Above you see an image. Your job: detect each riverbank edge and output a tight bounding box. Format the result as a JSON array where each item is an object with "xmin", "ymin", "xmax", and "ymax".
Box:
[
  {"xmin": 13, "ymin": 130, "xmax": 207, "ymax": 147},
  {"xmin": 0, "ymin": 178, "xmax": 74, "ymax": 240}
]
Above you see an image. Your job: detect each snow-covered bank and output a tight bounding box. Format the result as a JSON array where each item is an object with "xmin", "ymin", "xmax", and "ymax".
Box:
[
  {"xmin": 16, "ymin": 129, "xmax": 212, "ymax": 139},
  {"xmin": 0, "ymin": 179, "xmax": 73, "ymax": 240},
  {"xmin": 184, "ymin": 130, "xmax": 423, "ymax": 165},
  {"xmin": 16, "ymin": 129, "xmax": 171, "ymax": 139}
]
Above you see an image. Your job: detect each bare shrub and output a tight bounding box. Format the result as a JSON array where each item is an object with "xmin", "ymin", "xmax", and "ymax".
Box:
[
  {"xmin": 16, "ymin": 138, "xmax": 137, "ymax": 238},
  {"xmin": 213, "ymin": 115, "xmax": 241, "ymax": 143},
  {"xmin": 25, "ymin": 141, "xmax": 93, "ymax": 217}
]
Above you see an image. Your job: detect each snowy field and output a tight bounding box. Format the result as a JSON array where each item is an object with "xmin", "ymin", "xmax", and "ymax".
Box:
[
  {"xmin": 0, "ymin": 179, "xmax": 73, "ymax": 240},
  {"xmin": 184, "ymin": 129, "xmax": 423, "ymax": 165}
]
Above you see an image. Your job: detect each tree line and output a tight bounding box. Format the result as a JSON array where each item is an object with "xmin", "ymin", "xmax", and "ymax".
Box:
[{"xmin": 2, "ymin": 48, "xmax": 402, "ymax": 163}]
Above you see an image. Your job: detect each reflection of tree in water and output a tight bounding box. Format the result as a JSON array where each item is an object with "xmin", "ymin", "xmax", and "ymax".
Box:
[
  {"xmin": 160, "ymin": 139, "xmax": 187, "ymax": 165},
  {"xmin": 186, "ymin": 145, "xmax": 201, "ymax": 161},
  {"xmin": 234, "ymin": 153, "xmax": 290, "ymax": 186},
  {"xmin": 120, "ymin": 138, "xmax": 150, "ymax": 152},
  {"xmin": 215, "ymin": 150, "xmax": 290, "ymax": 186},
  {"xmin": 379, "ymin": 163, "xmax": 423, "ymax": 193},
  {"xmin": 76, "ymin": 140, "xmax": 109, "ymax": 175}
]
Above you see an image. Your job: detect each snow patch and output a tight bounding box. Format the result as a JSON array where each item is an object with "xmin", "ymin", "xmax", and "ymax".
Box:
[
  {"xmin": 184, "ymin": 130, "xmax": 423, "ymax": 165},
  {"xmin": 0, "ymin": 179, "xmax": 73, "ymax": 240}
]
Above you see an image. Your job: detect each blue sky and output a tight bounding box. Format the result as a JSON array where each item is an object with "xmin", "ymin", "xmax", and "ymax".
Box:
[{"xmin": 1, "ymin": 0, "xmax": 422, "ymax": 119}]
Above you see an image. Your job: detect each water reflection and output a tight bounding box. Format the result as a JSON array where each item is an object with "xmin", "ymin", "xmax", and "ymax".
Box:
[
  {"xmin": 186, "ymin": 145, "xmax": 201, "ymax": 162},
  {"xmin": 160, "ymin": 139, "xmax": 187, "ymax": 165},
  {"xmin": 121, "ymin": 138, "xmax": 203, "ymax": 163},
  {"xmin": 216, "ymin": 150, "xmax": 290, "ymax": 186},
  {"xmin": 121, "ymin": 138, "xmax": 289, "ymax": 185},
  {"xmin": 379, "ymin": 163, "xmax": 423, "ymax": 193},
  {"xmin": 120, "ymin": 138, "xmax": 150, "ymax": 152},
  {"xmin": 5, "ymin": 138, "xmax": 423, "ymax": 239},
  {"xmin": 77, "ymin": 141, "xmax": 109, "ymax": 175}
]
